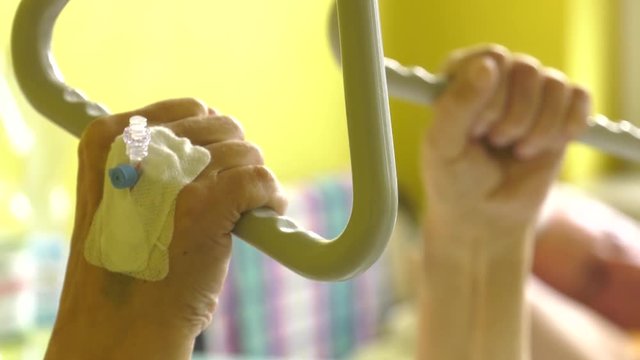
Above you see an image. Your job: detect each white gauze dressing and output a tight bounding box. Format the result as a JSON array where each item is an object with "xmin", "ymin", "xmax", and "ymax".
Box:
[{"xmin": 85, "ymin": 126, "xmax": 210, "ymax": 281}]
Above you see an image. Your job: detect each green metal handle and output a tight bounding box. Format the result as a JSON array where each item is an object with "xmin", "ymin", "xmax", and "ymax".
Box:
[{"xmin": 11, "ymin": 0, "xmax": 397, "ymax": 281}]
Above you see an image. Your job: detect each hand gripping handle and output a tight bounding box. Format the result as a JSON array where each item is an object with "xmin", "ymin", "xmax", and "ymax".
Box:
[
  {"xmin": 12, "ymin": 0, "xmax": 397, "ymax": 281},
  {"xmin": 381, "ymin": 59, "xmax": 640, "ymax": 163},
  {"xmin": 330, "ymin": 5, "xmax": 640, "ymax": 164}
]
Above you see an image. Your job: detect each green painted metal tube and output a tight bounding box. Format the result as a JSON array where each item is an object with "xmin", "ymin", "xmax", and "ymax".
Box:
[
  {"xmin": 11, "ymin": 0, "xmax": 397, "ymax": 281},
  {"xmin": 11, "ymin": 0, "xmax": 109, "ymax": 135}
]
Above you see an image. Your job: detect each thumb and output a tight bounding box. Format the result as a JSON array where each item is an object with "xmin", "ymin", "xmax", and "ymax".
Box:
[{"xmin": 430, "ymin": 56, "xmax": 499, "ymax": 159}]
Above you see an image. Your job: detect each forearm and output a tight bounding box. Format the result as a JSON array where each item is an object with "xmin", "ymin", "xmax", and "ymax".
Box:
[
  {"xmin": 45, "ymin": 232, "xmax": 197, "ymax": 360},
  {"xmin": 45, "ymin": 313, "xmax": 195, "ymax": 360},
  {"xmin": 479, "ymin": 239, "xmax": 532, "ymax": 360},
  {"xmin": 418, "ymin": 217, "xmax": 534, "ymax": 360}
]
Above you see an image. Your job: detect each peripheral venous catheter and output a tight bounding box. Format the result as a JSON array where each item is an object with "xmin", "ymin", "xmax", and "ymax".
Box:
[{"xmin": 108, "ymin": 116, "xmax": 151, "ymax": 189}]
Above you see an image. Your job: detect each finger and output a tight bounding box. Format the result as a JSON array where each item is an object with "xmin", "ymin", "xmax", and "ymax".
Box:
[
  {"xmin": 471, "ymin": 59, "xmax": 510, "ymax": 138},
  {"xmin": 198, "ymin": 140, "xmax": 264, "ymax": 177},
  {"xmin": 430, "ymin": 55, "xmax": 500, "ymax": 160},
  {"xmin": 515, "ymin": 69, "xmax": 571, "ymax": 159},
  {"xmin": 213, "ymin": 165, "xmax": 288, "ymax": 215},
  {"xmin": 488, "ymin": 55, "xmax": 543, "ymax": 147},
  {"xmin": 162, "ymin": 115, "xmax": 245, "ymax": 146},
  {"xmin": 442, "ymin": 43, "xmax": 510, "ymax": 75},
  {"xmin": 441, "ymin": 46, "xmax": 510, "ymax": 139},
  {"xmin": 563, "ymin": 86, "xmax": 591, "ymax": 140},
  {"xmin": 131, "ymin": 97, "xmax": 209, "ymax": 125}
]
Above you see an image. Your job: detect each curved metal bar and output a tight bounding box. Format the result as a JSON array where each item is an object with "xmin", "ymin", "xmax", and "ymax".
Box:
[
  {"xmin": 11, "ymin": 0, "xmax": 109, "ymax": 136},
  {"xmin": 11, "ymin": 0, "xmax": 397, "ymax": 281}
]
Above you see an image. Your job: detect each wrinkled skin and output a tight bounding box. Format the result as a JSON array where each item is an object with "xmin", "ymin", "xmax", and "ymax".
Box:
[{"xmin": 46, "ymin": 98, "xmax": 287, "ymax": 359}]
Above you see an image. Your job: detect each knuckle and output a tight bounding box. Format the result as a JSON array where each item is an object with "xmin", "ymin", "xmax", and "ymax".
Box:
[
  {"xmin": 484, "ymin": 43, "xmax": 509, "ymax": 56},
  {"xmin": 180, "ymin": 97, "xmax": 208, "ymax": 114},
  {"xmin": 510, "ymin": 59, "xmax": 540, "ymax": 80},
  {"xmin": 543, "ymin": 71, "xmax": 568, "ymax": 93},
  {"xmin": 253, "ymin": 166, "xmax": 281, "ymax": 194},
  {"xmin": 79, "ymin": 116, "xmax": 118, "ymax": 153},
  {"xmin": 543, "ymin": 67, "xmax": 568, "ymax": 83},
  {"xmin": 160, "ymin": 120, "xmax": 182, "ymax": 136},
  {"xmin": 83, "ymin": 116, "xmax": 112, "ymax": 138},
  {"xmin": 246, "ymin": 143, "xmax": 265, "ymax": 164},
  {"xmin": 511, "ymin": 53, "xmax": 541, "ymax": 69},
  {"xmin": 251, "ymin": 165, "xmax": 274, "ymax": 184},
  {"xmin": 482, "ymin": 44, "xmax": 509, "ymax": 65},
  {"xmin": 231, "ymin": 141, "xmax": 264, "ymax": 165},
  {"xmin": 217, "ymin": 115, "xmax": 245, "ymax": 138},
  {"xmin": 572, "ymin": 85, "xmax": 592, "ymax": 105}
]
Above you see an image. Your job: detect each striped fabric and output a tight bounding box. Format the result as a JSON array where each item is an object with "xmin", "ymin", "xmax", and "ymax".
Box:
[{"xmin": 202, "ymin": 175, "xmax": 394, "ymax": 359}]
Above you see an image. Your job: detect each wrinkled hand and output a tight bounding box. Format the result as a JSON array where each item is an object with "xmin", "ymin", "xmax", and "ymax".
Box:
[
  {"xmin": 49, "ymin": 98, "xmax": 286, "ymax": 358},
  {"xmin": 423, "ymin": 45, "xmax": 591, "ymax": 238}
]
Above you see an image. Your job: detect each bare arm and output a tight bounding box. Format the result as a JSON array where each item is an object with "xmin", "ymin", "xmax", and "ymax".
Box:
[
  {"xmin": 418, "ymin": 45, "xmax": 590, "ymax": 360},
  {"xmin": 45, "ymin": 99, "xmax": 287, "ymax": 359}
]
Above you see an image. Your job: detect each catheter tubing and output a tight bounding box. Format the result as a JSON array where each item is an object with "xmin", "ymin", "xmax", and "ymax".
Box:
[{"xmin": 11, "ymin": 0, "xmax": 397, "ymax": 281}]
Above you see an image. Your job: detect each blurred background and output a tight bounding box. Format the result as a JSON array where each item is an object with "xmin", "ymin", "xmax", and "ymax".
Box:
[{"xmin": 1, "ymin": 0, "xmax": 638, "ymax": 359}]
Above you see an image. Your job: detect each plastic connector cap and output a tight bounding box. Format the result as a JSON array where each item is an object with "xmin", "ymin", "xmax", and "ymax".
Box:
[{"xmin": 109, "ymin": 164, "xmax": 139, "ymax": 189}]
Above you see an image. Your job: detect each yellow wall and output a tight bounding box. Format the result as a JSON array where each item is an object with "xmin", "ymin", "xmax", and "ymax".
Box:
[
  {"xmin": 563, "ymin": 0, "xmax": 621, "ymax": 181},
  {"xmin": 51, "ymin": 0, "xmax": 350, "ymax": 181}
]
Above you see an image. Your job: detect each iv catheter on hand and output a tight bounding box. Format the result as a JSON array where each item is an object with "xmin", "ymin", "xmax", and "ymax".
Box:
[
  {"xmin": 11, "ymin": 0, "xmax": 396, "ymax": 281},
  {"xmin": 108, "ymin": 116, "xmax": 151, "ymax": 189}
]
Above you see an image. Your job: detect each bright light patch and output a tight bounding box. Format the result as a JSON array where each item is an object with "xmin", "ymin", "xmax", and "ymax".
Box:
[
  {"xmin": 0, "ymin": 76, "xmax": 35, "ymax": 156},
  {"xmin": 49, "ymin": 186, "xmax": 71, "ymax": 222},
  {"xmin": 9, "ymin": 192, "xmax": 32, "ymax": 222}
]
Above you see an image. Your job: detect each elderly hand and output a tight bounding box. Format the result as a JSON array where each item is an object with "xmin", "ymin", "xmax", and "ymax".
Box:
[{"xmin": 46, "ymin": 98, "xmax": 287, "ymax": 360}]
